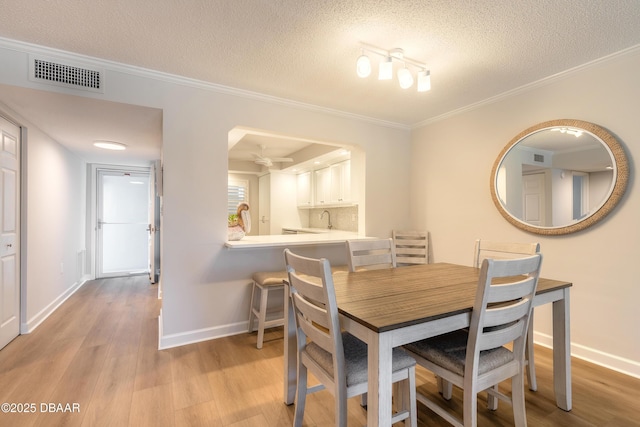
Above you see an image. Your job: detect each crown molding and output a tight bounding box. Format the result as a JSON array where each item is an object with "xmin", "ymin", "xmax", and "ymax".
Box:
[
  {"xmin": 6, "ymin": 36, "xmax": 637, "ymax": 133},
  {"xmin": 0, "ymin": 37, "xmax": 409, "ymax": 131},
  {"xmin": 411, "ymin": 43, "xmax": 640, "ymax": 129}
]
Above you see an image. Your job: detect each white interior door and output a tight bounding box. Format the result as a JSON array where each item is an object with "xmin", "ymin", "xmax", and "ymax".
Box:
[
  {"xmin": 0, "ymin": 116, "xmax": 20, "ymax": 350},
  {"xmin": 96, "ymin": 169, "xmax": 150, "ymax": 278},
  {"xmin": 522, "ymin": 173, "xmax": 545, "ymax": 226}
]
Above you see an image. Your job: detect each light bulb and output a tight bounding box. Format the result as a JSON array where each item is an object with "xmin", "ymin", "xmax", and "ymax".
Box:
[
  {"xmin": 417, "ymin": 70, "xmax": 431, "ymax": 92},
  {"xmin": 378, "ymin": 57, "xmax": 393, "ymax": 80},
  {"xmin": 397, "ymin": 67, "xmax": 413, "ymax": 89},
  {"xmin": 356, "ymin": 54, "xmax": 371, "ymax": 78}
]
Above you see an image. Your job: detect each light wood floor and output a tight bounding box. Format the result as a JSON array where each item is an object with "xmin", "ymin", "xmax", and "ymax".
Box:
[{"xmin": 0, "ymin": 276, "xmax": 638, "ymax": 426}]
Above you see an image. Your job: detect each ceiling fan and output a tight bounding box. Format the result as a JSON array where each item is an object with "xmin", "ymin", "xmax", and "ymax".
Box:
[{"xmin": 252, "ymin": 144, "xmax": 293, "ymax": 167}]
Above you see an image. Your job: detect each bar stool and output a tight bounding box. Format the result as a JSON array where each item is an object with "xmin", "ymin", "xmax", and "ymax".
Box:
[{"xmin": 248, "ymin": 270, "xmax": 288, "ymax": 349}]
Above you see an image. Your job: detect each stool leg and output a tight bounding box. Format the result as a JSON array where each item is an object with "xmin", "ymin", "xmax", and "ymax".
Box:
[
  {"xmin": 248, "ymin": 281, "xmax": 258, "ymax": 333},
  {"xmin": 257, "ymin": 286, "xmax": 269, "ymax": 349}
]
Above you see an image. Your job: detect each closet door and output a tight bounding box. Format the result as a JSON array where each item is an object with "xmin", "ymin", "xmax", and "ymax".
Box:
[{"xmin": 0, "ymin": 115, "xmax": 20, "ymax": 350}]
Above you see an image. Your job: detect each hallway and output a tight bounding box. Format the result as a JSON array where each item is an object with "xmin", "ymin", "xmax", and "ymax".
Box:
[
  {"xmin": 0, "ymin": 276, "xmax": 291, "ymax": 426},
  {"xmin": 0, "ymin": 276, "xmax": 163, "ymax": 426}
]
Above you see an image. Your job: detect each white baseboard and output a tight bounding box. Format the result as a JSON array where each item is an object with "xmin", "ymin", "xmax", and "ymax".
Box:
[
  {"xmin": 534, "ymin": 331, "xmax": 640, "ymax": 379},
  {"xmin": 156, "ymin": 320, "xmax": 640, "ymax": 380},
  {"xmin": 21, "ymin": 278, "xmax": 88, "ymax": 333},
  {"xmin": 157, "ymin": 310, "xmax": 250, "ymax": 350}
]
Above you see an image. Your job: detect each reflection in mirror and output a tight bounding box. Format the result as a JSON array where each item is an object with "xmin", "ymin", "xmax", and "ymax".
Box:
[{"xmin": 491, "ymin": 119, "xmax": 628, "ymax": 235}]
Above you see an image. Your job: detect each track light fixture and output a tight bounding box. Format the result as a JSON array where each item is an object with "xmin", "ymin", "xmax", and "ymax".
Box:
[{"xmin": 356, "ymin": 45, "xmax": 431, "ymax": 92}]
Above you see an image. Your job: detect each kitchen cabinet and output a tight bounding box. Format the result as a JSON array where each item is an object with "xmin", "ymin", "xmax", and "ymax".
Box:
[
  {"xmin": 314, "ymin": 167, "xmax": 331, "ymax": 205},
  {"xmin": 330, "ymin": 160, "xmax": 350, "ymax": 203},
  {"xmin": 313, "ymin": 160, "xmax": 351, "ymax": 206},
  {"xmin": 296, "ymin": 171, "xmax": 312, "ymax": 207}
]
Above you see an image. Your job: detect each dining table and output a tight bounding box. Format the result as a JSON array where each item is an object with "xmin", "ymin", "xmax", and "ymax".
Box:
[{"xmin": 282, "ymin": 262, "xmax": 572, "ymax": 427}]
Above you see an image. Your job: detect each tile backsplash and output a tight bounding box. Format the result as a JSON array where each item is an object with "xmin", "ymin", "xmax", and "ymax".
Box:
[{"xmin": 307, "ymin": 206, "xmax": 358, "ymax": 232}]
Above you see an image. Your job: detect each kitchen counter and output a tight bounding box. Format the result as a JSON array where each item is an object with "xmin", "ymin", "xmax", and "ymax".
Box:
[
  {"xmin": 282, "ymin": 227, "xmax": 333, "ymax": 234},
  {"xmin": 225, "ymin": 230, "xmax": 370, "ymax": 249}
]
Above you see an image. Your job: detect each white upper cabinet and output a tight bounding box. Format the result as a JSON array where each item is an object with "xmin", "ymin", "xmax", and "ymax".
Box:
[
  {"xmin": 309, "ymin": 160, "xmax": 351, "ymax": 207},
  {"xmin": 296, "ymin": 171, "xmax": 312, "ymax": 207},
  {"xmin": 314, "ymin": 167, "xmax": 331, "ymax": 205},
  {"xmin": 329, "ymin": 160, "xmax": 350, "ymax": 204}
]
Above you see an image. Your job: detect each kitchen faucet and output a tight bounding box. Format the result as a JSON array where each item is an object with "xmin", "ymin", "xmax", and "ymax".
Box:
[{"xmin": 321, "ymin": 210, "xmax": 333, "ymax": 229}]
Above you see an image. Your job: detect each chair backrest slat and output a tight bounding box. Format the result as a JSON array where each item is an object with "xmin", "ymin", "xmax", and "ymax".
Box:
[
  {"xmin": 293, "ymin": 295, "xmax": 334, "ymax": 350},
  {"xmin": 346, "ymin": 238, "xmax": 396, "ymax": 271},
  {"xmin": 473, "ymin": 239, "xmax": 540, "ymax": 268},
  {"xmin": 479, "ymin": 321, "xmax": 525, "ymax": 351},
  {"xmin": 288, "ymin": 272, "xmax": 326, "ymax": 304},
  {"xmin": 486, "ymin": 276, "xmax": 537, "ymax": 303},
  {"xmin": 483, "ymin": 298, "xmax": 531, "ymax": 328}
]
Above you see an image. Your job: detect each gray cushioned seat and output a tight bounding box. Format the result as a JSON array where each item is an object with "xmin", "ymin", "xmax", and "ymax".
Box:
[
  {"xmin": 305, "ymin": 332, "xmax": 416, "ymax": 387},
  {"xmin": 404, "ymin": 330, "xmax": 513, "ymax": 376}
]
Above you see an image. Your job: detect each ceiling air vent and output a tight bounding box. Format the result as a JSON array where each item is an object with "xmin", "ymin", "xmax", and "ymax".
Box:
[
  {"xmin": 29, "ymin": 55, "xmax": 104, "ymax": 93},
  {"xmin": 533, "ymin": 153, "xmax": 545, "ymax": 163}
]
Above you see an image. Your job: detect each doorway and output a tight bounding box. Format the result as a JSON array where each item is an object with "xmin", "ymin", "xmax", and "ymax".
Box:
[
  {"xmin": 572, "ymin": 172, "xmax": 589, "ymax": 221},
  {"xmin": 96, "ymin": 168, "xmax": 151, "ymax": 278},
  {"xmin": 522, "ymin": 172, "xmax": 546, "ymax": 226}
]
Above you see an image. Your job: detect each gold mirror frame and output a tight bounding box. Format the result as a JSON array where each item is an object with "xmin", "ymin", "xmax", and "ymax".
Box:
[{"xmin": 490, "ymin": 119, "xmax": 629, "ymax": 235}]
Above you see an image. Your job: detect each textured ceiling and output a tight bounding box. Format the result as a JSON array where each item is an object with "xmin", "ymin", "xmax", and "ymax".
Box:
[
  {"xmin": 0, "ymin": 84, "xmax": 163, "ymax": 166},
  {"xmin": 1, "ymin": 0, "xmax": 640, "ymax": 162}
]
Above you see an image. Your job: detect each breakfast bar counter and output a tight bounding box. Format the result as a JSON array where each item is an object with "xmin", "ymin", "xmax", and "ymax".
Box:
[{"xmin": 225, "ymin": 230, "xmax": 370, "ymax": 249}]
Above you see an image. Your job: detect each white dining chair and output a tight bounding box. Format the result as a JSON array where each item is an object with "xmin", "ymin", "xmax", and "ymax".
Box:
[
  {"xmin": 346, "ymin": 238, "xmax": 396, "ymax": 272},
  {"xmin": 405, "ymin": 254, "xmax": 542, "ymax": 427},
  {"xmin": 393, "ymin": 230, "xmax": 429, "ymax": 266},
  {"xmin": 284, "ymin": 248, "xmax": 417, "ymax": 427},
  {"xmin": 473, "ymin": 239, "xmax": 540, "ymax": 269},
  {"xmin": 346, "ymin": 237, "xmax": 398, "ymax": 408},
  {"xmin": 473, "ymin": 239, "xmax": 541, "ymax": 392}
]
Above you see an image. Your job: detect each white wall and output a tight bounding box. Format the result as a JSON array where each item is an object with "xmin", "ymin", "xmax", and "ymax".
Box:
[
  {"xmin": 156, "ymin": 86, "xmax": 412, "ymax": 346},
  {"xmin": 0, "ymin": 40, "xmax": 412, "ymax": 348},
  {"xmin": 0, "ymin": 101, "xmax": 88, "ymax": 332},
  {"xmin": 410, "ymin": 48, "xmax": 640, "ymax": 377}
]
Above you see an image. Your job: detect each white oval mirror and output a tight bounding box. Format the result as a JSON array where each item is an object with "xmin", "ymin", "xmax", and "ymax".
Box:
[{"xmin": 491, "ymin": 119, "xmax": 629, "ymax": 235}]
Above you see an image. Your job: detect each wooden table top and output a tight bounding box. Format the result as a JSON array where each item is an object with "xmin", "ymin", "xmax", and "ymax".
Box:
[{"xmin": 330, "ymin": 262, "xmax": 572, "ymax": 333}]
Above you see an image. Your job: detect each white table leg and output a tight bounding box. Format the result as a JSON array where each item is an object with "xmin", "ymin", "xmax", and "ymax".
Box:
[
  {"xmin": 368, "ymin": 331, "xmax": 394, "ymax": 426},
  {"xmin": 552, "ymin": 287, "xmax": 572, "ymax": 411},
  {"xmin": 283, "ymin": 284, "xmax": 297, "ymax": 405}
]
